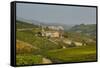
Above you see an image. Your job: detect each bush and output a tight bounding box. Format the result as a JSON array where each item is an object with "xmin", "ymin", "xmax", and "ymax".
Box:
[
  {"xmin": 69, "ymin": 42, "xmax": 76, "ymax": 47},
  {"xmin": 16, "ymin": 54, "xmax": 43, "ymax": 65}
]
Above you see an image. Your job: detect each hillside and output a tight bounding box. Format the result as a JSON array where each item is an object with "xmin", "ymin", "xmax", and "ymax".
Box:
[
  {"xmin": 43, "ymin": 45, "xmax": 96, "ymax": 63},
  {"xmin": 16, "ymin": 20, "xmax": 38, "ymax": 29},
  {"xmin": 69, "ymin": 24, "xmax": 96, "ymax": 36},
  {"xmin": 16, "ymin": 20, "xmax": 96, "ymax": 65}
]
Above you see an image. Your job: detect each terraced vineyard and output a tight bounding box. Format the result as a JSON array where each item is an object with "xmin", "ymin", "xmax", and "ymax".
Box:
[{"xmin": 16, "ymin": 30, "xmax": 62, "ymax": 51}]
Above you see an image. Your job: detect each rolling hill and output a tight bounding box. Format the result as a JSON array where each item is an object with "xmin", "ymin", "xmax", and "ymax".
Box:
[
  {"xmin": 16, "ymin": 20, "xmax": 97, "ymax": 65},
  {"xmin": 16, "ymin": 20, "xmax": 38, "ymax": 29},
  {"xmin": 69, "ymin": 24, "xmax": 96, "ymax": 36}
]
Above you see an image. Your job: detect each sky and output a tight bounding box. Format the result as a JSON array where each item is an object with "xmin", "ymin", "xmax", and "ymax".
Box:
[{"xmin": 16, "ymin": 3, "xmax": 96, "ymax": 25}]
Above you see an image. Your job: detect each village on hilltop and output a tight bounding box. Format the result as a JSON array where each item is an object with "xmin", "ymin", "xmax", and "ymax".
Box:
[{"xmin": 36, "ymin": 25, "xmax": 64, "ymax": 38}]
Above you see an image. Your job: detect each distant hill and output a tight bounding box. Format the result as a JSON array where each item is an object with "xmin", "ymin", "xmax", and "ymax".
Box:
[
  {"xmin": 16, "ymin": 20, "xmax": 38, "ymax": 29},
  {"xmin": 69, "ymin": 24, "xmax": 96, "ymax": 36},
  {"xmin": 17, "ymin": 17, "xmax": 73, "ymax": 31},
  {"xmin": 17, "ymin": 17, "xmax": 45, "ymax": 26}
]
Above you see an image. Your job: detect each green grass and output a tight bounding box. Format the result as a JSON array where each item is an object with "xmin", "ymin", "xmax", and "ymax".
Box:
[
  {"xmin": 43, "ymin": 45, "xmax": 96, "ymax": 63},
  {"xmin": 16, "ymin": 54, "xmax": 43, "ymax": 65}
]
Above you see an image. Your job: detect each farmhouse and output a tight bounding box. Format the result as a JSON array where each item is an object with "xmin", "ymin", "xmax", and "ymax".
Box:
[{"xmin": 41, "ymin": 31, "xmax": 60, "ymax": 38}]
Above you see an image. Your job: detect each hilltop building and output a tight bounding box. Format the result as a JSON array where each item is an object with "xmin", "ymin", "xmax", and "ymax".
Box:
[
  {"xmin": 37, "ymin": 25, "xmax": 64, "ymax": 38},
  {"xmin": 41, "ymin": 31, "xmax": 60, "ymax": 38}
]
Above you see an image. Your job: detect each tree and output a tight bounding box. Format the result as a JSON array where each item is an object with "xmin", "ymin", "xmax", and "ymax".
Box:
[
  {"xmin": 69, "ymin": 42, "xmax": 76, "ymax": 47},
  {"xmin": 82, "ymin": 40, "xmax": 86, "ymax": 46}
]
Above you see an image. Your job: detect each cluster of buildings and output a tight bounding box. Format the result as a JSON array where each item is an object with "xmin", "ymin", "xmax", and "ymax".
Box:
[{"xmin": 37, "ymin": 25, "xmax": 64, "ymax": 38}]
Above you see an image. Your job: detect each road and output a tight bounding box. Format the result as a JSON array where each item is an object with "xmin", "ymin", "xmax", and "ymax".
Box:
[{"xmin": 17, "ymin": 28, "xmax": 33, "ymax": 31}]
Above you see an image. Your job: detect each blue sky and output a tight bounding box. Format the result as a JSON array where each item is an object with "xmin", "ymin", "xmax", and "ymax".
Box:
[{"xmin": 16, "ymin": 3, "xmax": 96, "ymax": 25}]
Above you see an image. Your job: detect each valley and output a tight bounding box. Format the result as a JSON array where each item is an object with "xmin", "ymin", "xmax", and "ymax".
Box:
[{"xmin": 16, "ymin": 20, "xmax": 97, "ymax": 65}]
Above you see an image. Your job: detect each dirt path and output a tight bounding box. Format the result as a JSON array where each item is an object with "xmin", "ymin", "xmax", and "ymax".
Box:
[
  {"xmin": 42, "ymin": 57, "xmax": 52, "ymax": 64},
  {"xmin": 17, "ymin": 28, "xmax": 33, "ymax": 31}
]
